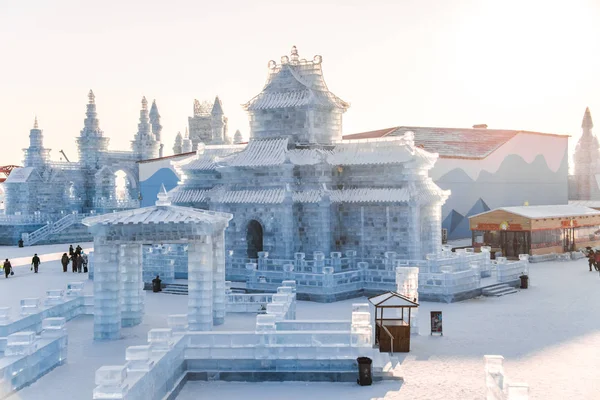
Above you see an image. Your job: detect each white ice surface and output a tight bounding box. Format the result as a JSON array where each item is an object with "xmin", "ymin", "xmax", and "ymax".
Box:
[{"xmin": 0, "ymin": 243, "xmax": 597, "ymax": 399}]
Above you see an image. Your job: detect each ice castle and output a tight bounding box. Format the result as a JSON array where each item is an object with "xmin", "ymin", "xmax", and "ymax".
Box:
[
  {"xmin": 1, "ymin": 91, "xmax": 163, "ymax": 244},
  {"xmin": 169, "ymin": 46, "xmax": 450, "ymax": 264}
]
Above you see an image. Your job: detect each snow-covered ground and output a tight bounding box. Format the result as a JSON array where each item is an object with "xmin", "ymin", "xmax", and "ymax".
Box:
[{"xmin": 1, "ymin": 243, "xmax": 598, "ymax": 399}]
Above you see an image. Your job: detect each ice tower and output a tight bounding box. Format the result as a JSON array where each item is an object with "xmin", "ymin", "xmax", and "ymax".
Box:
[
  {"xmin": 173, "ymin": 132, "xmax": 183, "ymax": 155},
  {"xmin": 23, "ymin": 117, "xmax": 50, "ymax": 168},
  {"xmin": 132, "ymin": 97, "xmax": 160, "ymax": 160},
  {"xmin": 186, "ymin": 97, "xmax": 231, "ymax": 150},
  {"xmin": 149, "ymin": 100, "xmax": 164, "ymax": 157},
  {"xmin": 573, "ymin": 107, "xmax": 599, "ymax": 200},
  {"xmin": 243, "ymin": 46, "xmax": 349, "ymax": 144}
]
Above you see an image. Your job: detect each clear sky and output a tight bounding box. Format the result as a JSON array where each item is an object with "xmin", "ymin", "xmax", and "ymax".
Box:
[{"xmin": 1, "ymin": 0, "xmax": 599, "ymax": 166}]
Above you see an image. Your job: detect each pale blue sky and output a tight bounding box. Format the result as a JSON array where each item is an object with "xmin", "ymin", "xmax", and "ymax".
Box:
[{"xmin": 1, "ymin": 0, "xmax": 599, "ymax": 165}]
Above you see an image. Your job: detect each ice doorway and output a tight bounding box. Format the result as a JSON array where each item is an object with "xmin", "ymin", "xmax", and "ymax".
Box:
[{"xmin": 246, "ymin": 220, "xmax": 263, "ymax": 258}]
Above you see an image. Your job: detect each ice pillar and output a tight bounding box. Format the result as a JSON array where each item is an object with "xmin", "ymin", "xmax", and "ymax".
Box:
[
  {"xmin": 93, "ymin": 239, "xmax": 121, "ymax": 340},
  {"xmin": 212, "ymin": 231, "xmax": 226, "ymax": 326},
  {"xmin": 120, "ymin": 243, "xmax": 144, "ymax": 327},
  {"xmin": 407, "ymin": 203, "xmax": 421, "ymax": 260},
  {"xmin": 188, "ymin": 237, "xmax": 214, "ymax": 331},
  {"xmin": 396, "ymin": 265, "xmax": 419, "ymax": 335}
]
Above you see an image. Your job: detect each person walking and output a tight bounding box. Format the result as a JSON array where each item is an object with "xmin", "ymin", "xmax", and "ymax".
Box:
[
  {"xmin": 3, "ymin": 259, "xmax": 11, "ymax": 278},
  {"xmin": 31, "ymin": 253, "xmax": 41, "ymax": 273},
  {"xmin": 61, "ymin": 253, "xmax": 69, "ymax": 273},
  {"xmin": 81, "ymin": 251, "xmax": 89, "ymax": 273},
  {"xmin": 69, "ymin": 245, "xmax": 74, "ymax": 257},
  {"xmin": 71, "ymin": 253, "xmax": 78, "ymax": 273},
  {"xmin": 588, "ymin": 249, "xmax": 595, "ymax": 272},
  {"xmin": 594, "ymin": 251, "xmax": 600, "ymax": 273},
  {"xmin": 76, "ymin": 254, "xmax": 84, "ymax": 273},
  {"xmin": 75, "ymin": 245, "xmax": 82, "ymax": 256}
]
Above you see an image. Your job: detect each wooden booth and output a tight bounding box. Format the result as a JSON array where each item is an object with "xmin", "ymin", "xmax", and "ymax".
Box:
[
  {"xmin": 368, "ymin": 292, "xmax": 419, "ymax": 353},
  {"xmin": 469, "ymin": 205, "xmax": 600, "ymax": 257}
]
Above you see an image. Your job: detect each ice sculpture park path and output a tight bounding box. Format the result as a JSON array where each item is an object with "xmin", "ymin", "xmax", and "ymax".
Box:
[{"xmin": 0, "ymin": 241, "xmax": 598, "ymax": 399}]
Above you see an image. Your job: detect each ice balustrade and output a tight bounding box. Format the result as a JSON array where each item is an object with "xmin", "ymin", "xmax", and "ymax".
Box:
[
  {"xmin": 22, "ymin": 212, "xmax": 90, "ymax": 246},
  {"xmin": 0, "ymin": 318, "xmax": 68, "ymax": 398},
  {"xmin": 0, "ymin": 282, "xmax": 90, "ymax": 338},
  {"xmin": 94, "ymin": 297, "xmax": 373, "ymax": 399},
  {"xmin": 484, "ymin": 355, "xmax": 529, "ymax": 400}
]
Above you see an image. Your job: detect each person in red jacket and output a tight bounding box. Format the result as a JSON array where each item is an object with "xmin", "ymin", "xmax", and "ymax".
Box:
[{"xmin": 593, "ymin": 251, "xmax": 600, "ymax": 272}]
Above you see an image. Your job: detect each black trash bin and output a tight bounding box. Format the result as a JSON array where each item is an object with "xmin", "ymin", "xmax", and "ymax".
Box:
[
  {"xmin": 152, "ymin": 276, "xmax": 162, "ymax": 293},
  {"xmin": 18, "ymin": 239, "xmax": 23, "ymax": 248},
  {"xmin": 520, "ymin": 275, "xmax": 529, "ymax": 289},
  {"xmin": 356, "ymin": 357, "xmax": 373, "ymax": 386}
]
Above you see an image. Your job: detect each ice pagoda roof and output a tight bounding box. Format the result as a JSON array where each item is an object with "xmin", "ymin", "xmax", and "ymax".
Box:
[
  {"xmin": 3, "ymin": 167, "xmax": 39, "ymax": 183},
  {"xmin": 243, "ymin": 47, "xmax": 349, "ymax": 112},
  {"xmin": 469, "ymin": 204, "xmax": 600, "ymax": 220},
  {"xmin": 343, "ymin": 126, "xmax": 569, "ymax": 159},
  {"xmin": 368, "ymin": 291, "xmax": 419, "ymax": 308},
  {"xmin": 82, "ymin": 186, "xmax": 232, "ymax": 228},
  {"xmin": 174, "ymin": 144, "xmax": 246, "ymax": 171},
  {"xmin": 169, "ymin": 183, "xmax": 449, "ymax": 205},
  {"xmin": 208, "ymin": 132, "xmax": 438, "ymax": 170}
]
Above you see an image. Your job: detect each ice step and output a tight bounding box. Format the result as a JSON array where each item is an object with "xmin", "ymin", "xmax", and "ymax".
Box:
[{"xmin": 482, "ymin": 284, "xmax": 518, "ymax": 297}]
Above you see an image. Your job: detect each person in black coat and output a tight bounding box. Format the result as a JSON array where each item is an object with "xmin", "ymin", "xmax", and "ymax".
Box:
[
  {"xmin": 152, "ymin": 275, "xmax": 162, "ymax": 292},
  {"xmin": 3, "ymin": 259, "xmax": 11, "ymax": 278},
  {"xmin": 69, "ymin": 245, "xmax": 74, "ymax": 257},
  {"xmin": 71, "ymin": 253, "xmax": 78, "ymax": 273},
  {"xmin": 75, "ymin": 245, "xmax": 82, "ymax": 256},
  {"xmin": 61, "ymin": 253, "xmax": 69, "ymax": 273},
  {"xmin": 31, "ymin": 254, "xmax": 41, "ymax": 273}
]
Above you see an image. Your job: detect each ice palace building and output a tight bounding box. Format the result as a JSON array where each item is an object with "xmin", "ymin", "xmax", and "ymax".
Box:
[
  {"xmin": 169, "ymin": 46, "xmax": 450, "ymax": 262},
  {"xmin": 0, "ymin": 92, "xmax": 164, "ymax": 245}
]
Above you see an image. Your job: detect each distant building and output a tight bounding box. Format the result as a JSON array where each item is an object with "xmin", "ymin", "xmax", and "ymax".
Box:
[
  {"xmin": 571, "ymin": 108, "xmax": 598, "ymax": 201},
  {"xmin": 183, "ymin": 97, "xmax": 230, "ymax": 152},
  {"xmin": 344, "ymin": 126, "xmax": 569, "ymax": 240}
]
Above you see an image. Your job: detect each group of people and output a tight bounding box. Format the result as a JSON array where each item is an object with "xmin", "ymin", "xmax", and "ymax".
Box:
[
  {"xmin": 585, "ymin": 247, "xmax": 600, "ymax": 272},
  {"xmin": 61, "ymin": 245, "xmax": 88, "ymax": 273}
]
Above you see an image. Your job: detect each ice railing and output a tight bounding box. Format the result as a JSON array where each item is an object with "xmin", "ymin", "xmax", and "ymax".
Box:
[
  {"xmin": 0, "ymin": 317, "xmax": 69, "ymax": 398},
  {"xmin": 92, "ymin": 300, "xmax": 373, "ymax": 400},
  {"xmin": 0, "ymin": 212, "xmax": 60, "ymax": 225},
  {"xmin": 485, "ymin": 355, "xmax": 529, "ymax": 400},
  {"xmin": 22, "ymin": 212, "xmax": 90, "ymax": 246}
]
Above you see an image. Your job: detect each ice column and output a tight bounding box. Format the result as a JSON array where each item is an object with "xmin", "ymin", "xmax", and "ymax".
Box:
[
  {"xmin": 212, "ymin": 232, "xmax": 226, "ymax": 326},
  {"xmin": 120, "ymin": 244, "xmax": 144, "ymax": 327},
  {"xmin": 396, "ymin": 266, "xmax": 419, "ymax": 335},
  {"xmin": 94, "ymin": 240, "xmax": 121, "ymax": 340},
  {"xmin": 188, "ymin": 237, "xmax": 214, "ymax": 331},
  {"xmin": 407, "ymin": 203, "xmax": 421, "ymax": 260},
  {"xmin": 484, "ymin": 355, "xmax": 505, "ymax": 400}
]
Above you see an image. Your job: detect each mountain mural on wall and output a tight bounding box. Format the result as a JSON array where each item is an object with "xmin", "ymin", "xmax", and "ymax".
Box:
[{"xmin": 438, "ymin": 151, "xmax": 568, "ymax": 240}]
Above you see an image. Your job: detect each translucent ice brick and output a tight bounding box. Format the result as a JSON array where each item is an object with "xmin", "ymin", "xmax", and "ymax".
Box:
[
  {"xmin": 95, "ymin": 365, "xmax": 127, "ymax": 386},
  {"xmin": 42, "ymin": 317, "xmax": 66, "ymax": 330},
  {"xmin": 8, "ymin": 331, "xmax": 36, "ymax": 345},
  {"xmin": 352, "ymin": 303, "xmax": 370, "ymax": 313}
]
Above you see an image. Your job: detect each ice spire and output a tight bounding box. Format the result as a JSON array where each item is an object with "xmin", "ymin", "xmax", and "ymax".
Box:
[
  {"xmin": 233, "ymin": 129, "xmax": 243, "ymax": 144},
  {"xmin": 182, "ymin": 127, "xmax": 193, "ymax": 153},
  {"xmin": 582, "ymin": 107, "xmax": 593, "ymax": 130},
  {"xmin": 132, "ymin": 96, "xmax": 159, "ymax": 159},
  {"xmin": 211, "ymin": 96, "xmax": 224, "ymax": 115},
  {"xmin": 33, "ymin": 115, "xmax": 38, "ymax": 129},
  {"xmin": 88, "ymin": 89, "xmax": 95, "ymax": 104},
  {"xmin": 155, "ymin": 184, "xmax": 171, "ymax": 206},
  {"xmin": 149, "ymin": 99, "xmax": 163, "ymax": 157},
  {"xmin": 173, "ymin": 131, "xmax": 183, "ymax": 154}
]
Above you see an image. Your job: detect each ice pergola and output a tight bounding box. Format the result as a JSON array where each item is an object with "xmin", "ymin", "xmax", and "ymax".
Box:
[{"xmin": 83, "ymin": 186, "xmax": 232, "ymax": 339}]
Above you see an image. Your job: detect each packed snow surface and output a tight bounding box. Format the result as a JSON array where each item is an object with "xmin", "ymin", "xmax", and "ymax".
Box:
[{"xmin": 0, "ymin": 242, "xmax": 598, "ymax": 399}]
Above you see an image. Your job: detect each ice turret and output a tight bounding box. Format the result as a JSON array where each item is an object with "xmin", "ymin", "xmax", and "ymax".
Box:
[
  {"xmin": 23, "ymin": 116, "xmax": 50, "ymax": 168},
  {"xmin": 131, "ymin": 96, "xmax": 160, "ymax": 160},
  {"xmin": 173, "ymin": 132, "xmax": 183, "ymax": 155},
  {"xmin": 243, "ymin": 46, "xmax": 349, "ymax": 144},
  {"xmin": 182, "ymin": 128, "xmax": 193, "ymax": 153},
  {"xmin": 77, "ymin": 90, "xmax": 109, "ymax": 168},
  {"xmin": 233, "ymin": 129, "xmax": 243, "ymax": 144},
  {"xmin": 573, "ymin": 107, "xmax": 600, "ymax": 200},
  {"xmin": 211, "ymin": 96, "xmax": 228, "ymax": 144},
  {"xmin": 149, "ymin": 100, "xmax": 164, "ymax": 157}
]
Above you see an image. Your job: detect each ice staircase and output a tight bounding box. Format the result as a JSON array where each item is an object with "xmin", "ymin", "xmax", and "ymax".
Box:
[
  {"xmin": 23, "ymin": 213, "xmax": 88, "ymax": 246},
  {"xmin": 482, "ymin": 283, "xmax": 518, "ymax": 297},
  {"xmin": 161, "ymin": 283, "xmax": 189, "ymax": 295}
]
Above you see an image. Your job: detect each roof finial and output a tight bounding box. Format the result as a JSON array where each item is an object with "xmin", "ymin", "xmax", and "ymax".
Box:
[
  {"xmin": 88, "ymin": 90, "xmax": 95, "ymax": 104},
  {"xmin": 141, "ymin": 96, "xmax": 148, "ymax": 110},
  {"xmin": 290, "ymin": 45, "xmax": 299, "ymax": 63},
  {"xmin": 33, "ymin": 115, "xmax": 38, "ymax": 129},
  {"xmin": 155, "ymin": 184, "xmax": 171, "ymax": 206},
  {"xmin": 185, "ymin": 127, "xmax": 189, "ymax": 138}
]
